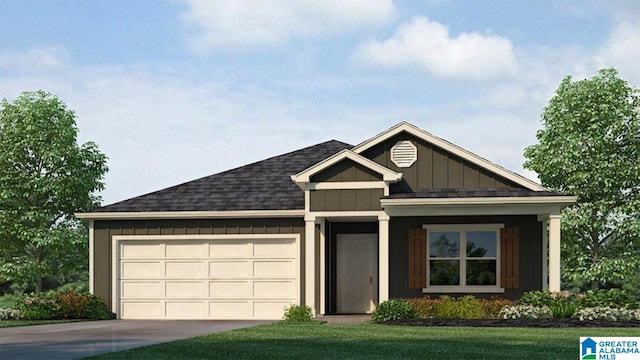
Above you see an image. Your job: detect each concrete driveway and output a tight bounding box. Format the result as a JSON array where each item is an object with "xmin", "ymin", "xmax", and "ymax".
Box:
[{"xmin": 0, "ymin": 320, "xmax": 269, "ymax": 360}]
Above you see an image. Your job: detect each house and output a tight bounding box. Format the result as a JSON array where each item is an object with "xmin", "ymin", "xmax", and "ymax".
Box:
[{"xmin": 76, "ymin": 122, "xmax": 576, "ymax": 320}]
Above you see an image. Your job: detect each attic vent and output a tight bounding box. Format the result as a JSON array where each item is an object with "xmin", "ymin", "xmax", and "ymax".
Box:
[{"xmin": 391, "ymin": 140, "xmax": 417, "ymax": 168}]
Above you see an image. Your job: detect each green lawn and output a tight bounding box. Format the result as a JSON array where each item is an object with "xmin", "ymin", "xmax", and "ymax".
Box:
[{"xmin": 88, "ymin": 322, "xmax": 640, "ymax": 359}]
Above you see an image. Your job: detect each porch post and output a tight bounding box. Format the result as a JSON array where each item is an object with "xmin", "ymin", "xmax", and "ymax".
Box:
[
  {"xmin": 548, "ymin": 214, "xmax": 561, "ymax": 292},
  {"xmin": 378, "ymin": 214, "xmax": 390, "ymax": 303},
  {"xmin": 305, "ymin": 217, "xmax": 316, "ymax": 315},
  {"xmin": 542, "ymin": 219, "xmax": 549, "ymax": 291}
]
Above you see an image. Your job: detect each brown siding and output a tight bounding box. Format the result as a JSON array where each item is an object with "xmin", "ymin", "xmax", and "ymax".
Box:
[
  {"xmin": 311, "ymin": 159, "xmax": 383, "ymax": 182},
  {"xmin": 93, "ymin": 218, "xmax": 305, "ymax": 312},
  {"xmin": 388, "ymin": 215, "xmax": 542, "ymax": 300},
  {"xmin": 309, "ymin": 189, "xmax": 384, "ymax": 211},
  {"xmin": 361, "ymin": 132, "xmax": 523, "ymax": 192}
]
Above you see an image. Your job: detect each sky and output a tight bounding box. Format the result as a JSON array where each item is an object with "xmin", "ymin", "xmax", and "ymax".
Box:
[{"xmin": 1, "ymin": 0, "xmax": 639, "ymax": 206}]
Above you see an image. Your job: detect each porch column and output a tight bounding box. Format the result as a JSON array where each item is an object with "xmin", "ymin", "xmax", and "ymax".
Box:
[
  {"xmin": 542, "ymin": 219, "xmax": 549, "ymax": 291},
  {"xmin": 378, "ymin": 214, "xmax": 390, "ymax": 303},
  {"xmin": 548, "ymin": 214, "xmax": 561, "ymax": 292},
  {"xmin": 305, "ymin": 217, "xmax": 316, "ymax": 315}
]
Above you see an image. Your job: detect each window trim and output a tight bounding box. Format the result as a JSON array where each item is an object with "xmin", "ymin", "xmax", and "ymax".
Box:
[{"xmin": 422, "ymin": 224, "xmax": 505, "ymax": 294}]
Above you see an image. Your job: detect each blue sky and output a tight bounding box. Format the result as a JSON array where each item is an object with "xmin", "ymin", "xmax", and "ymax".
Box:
[{"xmin": 1, "ymin": 1, "xmax": 639, "ymax": 205}]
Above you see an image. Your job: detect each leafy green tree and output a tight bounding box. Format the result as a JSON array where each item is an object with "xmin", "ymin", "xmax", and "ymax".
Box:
[
  {"xmin": 0, "ymin": 90, "xmax": 108, "ymax": 292},
  {"xmin": 524, "ymin": 68, "xmax": 640, "ymax": 288}
]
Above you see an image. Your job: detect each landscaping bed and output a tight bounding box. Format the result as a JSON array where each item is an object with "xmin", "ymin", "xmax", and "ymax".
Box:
[{"xmin": 384, "ymin": 318, "xmax": 640, "ymax": 328}]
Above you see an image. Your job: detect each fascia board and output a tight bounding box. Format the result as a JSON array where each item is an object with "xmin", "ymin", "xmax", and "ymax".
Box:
[
  {"xmin": 352, "ymin": 122, "xmax": 549, "ymax": 192},
  {"xmin": 380, "ymin": 196, "xmax": 577, "ymax": 206},
  {"xmin": 75, "ymin": 209, "xmax": 305, "ymax": 220},
  {"xmin": 290, "ymin": 149, "xmax": 402, "ymax": 183}
]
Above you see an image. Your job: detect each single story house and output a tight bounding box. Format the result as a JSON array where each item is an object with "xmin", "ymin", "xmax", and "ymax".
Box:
[{"xmin": 77, "ymin": 122, "xmax": 576, "ymax": 320}]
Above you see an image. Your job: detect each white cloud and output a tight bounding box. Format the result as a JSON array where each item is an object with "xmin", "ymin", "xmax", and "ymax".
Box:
[
  {"xmin": 596, "ymin": 19, "xmax": 640, "ymax": 84},
  {"xmin": 0, "ymin": 45, "xmax": 70, "ymax": 75},
  {"xmin": 181, "ymin": 0, "xmax": 395, "ymax": 52},
  {"xmin": 352, "ymin": 16, "xmax": 518, "ymax": 82}
]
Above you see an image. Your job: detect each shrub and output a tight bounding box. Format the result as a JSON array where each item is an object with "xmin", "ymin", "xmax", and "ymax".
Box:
[
  {"xmin": 14, "ymin": 290, "xmax": 110, "ymax": 320},
  {"xmin": 499, "ymin": 305, "xmax": 551, "ymax": 319},
  {"xmin": 283, "ymin": 304, "xmax": 313, "ymax": 322},
  {"xmin": 409, "ymin": 296, "xmax": 439, "ymax": 318},
  {"xmin": 549, "ymin": 301, "xmax": 578, "ymax": 318},
  {"xmin": 433, "ymin": 295, "xmax": 484, "ymax": 319},
  {"xmin": 579, "ymin": 289, "xmax": 638, "ymax": 310},
  {"xmin": 481, "ymin": 297, "xmax": 514, "ymax": 319},
  {"xmin": 573, "ymin": 307, "xmax": 637, "ymax": 321},
  {"xmin": 372, "ymin": 299, "xmax": 415, "ymax": 322},
  {"xmin": 0, "ymin": 308, "xmax": 21, "ymax": 320}
]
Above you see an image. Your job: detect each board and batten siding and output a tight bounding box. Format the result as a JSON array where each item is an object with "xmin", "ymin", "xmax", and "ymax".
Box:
[
  {"xmin": 360, "ymin": 132, "xmax": 523, "ymax": 192},
  {"xmin": 388, "ymin": 215, "xmax": 542, "ymax": 300},
  {"xmin": 309, "ymin": 189, "xmax": 384, "ymax": 211},
  {"xmin": 93, "ymin": 218, "xmax": 306, "ymax": 311},
  {"xmin": 310, "ymin": 159, "xmax": 383, "ymax": 182}
]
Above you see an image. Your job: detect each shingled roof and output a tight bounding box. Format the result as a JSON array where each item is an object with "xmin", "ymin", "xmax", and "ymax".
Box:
[{"xmin": 95, "ymin": 140, "xmax": 353, "ymax": 212}]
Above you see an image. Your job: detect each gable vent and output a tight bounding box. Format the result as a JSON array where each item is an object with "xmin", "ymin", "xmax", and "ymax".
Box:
[{"xmin": 391, "ymin": 140, "xmax": 417, "ymax": 168}]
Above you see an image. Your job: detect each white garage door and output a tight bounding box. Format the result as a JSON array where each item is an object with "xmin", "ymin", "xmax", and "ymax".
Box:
[{"xmin": 114, "ymin": 235, "xmax": 299, "ymax": 320}]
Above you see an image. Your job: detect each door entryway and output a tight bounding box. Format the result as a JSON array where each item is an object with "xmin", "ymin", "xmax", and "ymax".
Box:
[{"xmin": 336, "ymin": 233, "xmax": 378, "ymax": 313}]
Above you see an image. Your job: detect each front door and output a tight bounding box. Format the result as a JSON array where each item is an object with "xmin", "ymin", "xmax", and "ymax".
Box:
[{"xmin": 336, "ymin": 233, "xmax": 378, "ymax": 313}]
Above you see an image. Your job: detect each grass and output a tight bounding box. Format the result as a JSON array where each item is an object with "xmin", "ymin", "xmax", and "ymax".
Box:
[
  {"xmin": 0, "ymin": 319, "xmax": 82, "ymax": 328},
  {"xmin": 87, "ymin": 322, "xmax": 640, "ymax": 359}
]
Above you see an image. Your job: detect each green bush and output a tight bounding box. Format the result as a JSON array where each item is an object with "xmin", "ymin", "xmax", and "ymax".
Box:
[
  {"xmin": 549, "ymin": 301, "xmax": 578, "ymax": 318},
  {"xmin": 14, "ymin": 290, "xmax": 109, "ymax": 320},
  {"xmin": 433, "ymin": 295, "xmax": 484, "ymax": 319},
  {"xmin": 283, "ymin": 304, "xmax": 313, "ymax": 322},
  {"xmin": 372, "ymin": 299, "xmax": 415, "ymax": 322},
  {"xmin": 517, "ymin": 291, "xmax": 558, "ymax": 307},
  {"xmin": 579, "ymin": 289, "xmax": 638, "ymax": 310}
]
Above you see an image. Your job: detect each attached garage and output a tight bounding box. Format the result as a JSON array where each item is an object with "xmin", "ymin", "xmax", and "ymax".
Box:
[{"xmin": 113, "ymin": 234, "xmax": 300, "ymax": 320}]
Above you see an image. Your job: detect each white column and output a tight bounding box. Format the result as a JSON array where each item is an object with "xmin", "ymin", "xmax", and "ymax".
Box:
[
  {"xmin": 319, "ymin": 219, "xmax": 326, "ymax": 315},
  {"xmin": 542, "ymin": 219, "xmax": 549, "ymax": 291},
  {"xmin": 378, "ymin": 214, "xmax": 390, "ymax": 303},
  {"xmin": 305, "ymin": 218, "xmax": 316, "ymax": 315},
  {"xmin": 548, "ymin": 214, "xmax": 562, "ymax": 292}
]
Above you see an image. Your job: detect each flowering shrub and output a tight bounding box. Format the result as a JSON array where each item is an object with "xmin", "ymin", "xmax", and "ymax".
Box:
[
  {"xmin": 481, "ymin": 297, "xmax": 514, "ymax": 319},
  {"xmin": 0, "ymin": 308, "xmax": 21, "ymax": 320},
  {"xmin": 15, "ymin": 290, "xmax": 109, "ymax": 320},
  {"xmin": 573, "ymin": 307, "xmax": 638, "ymax": 321},
  {"xmin": 372, "ymin": 299, "xmax": 416, "ymax": 322},
  {"xmin": 409, "ymin": 296, "xmax": 439, "ymax": 318},
  {"xmin": 499, "ymin": 305, "xmax": 551, "ymax": 319}
]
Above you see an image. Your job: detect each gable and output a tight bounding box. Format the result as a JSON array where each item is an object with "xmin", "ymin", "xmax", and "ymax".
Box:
[
  {"xmin": 360, "ymin": 131, "xmax": 525, "ymax": 193},
  {"xmin": 310, "ymin": 159, "xmax": 383, "ymax": 182}
]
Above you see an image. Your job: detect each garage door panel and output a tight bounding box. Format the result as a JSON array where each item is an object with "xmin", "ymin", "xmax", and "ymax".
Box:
[
  {"xmin": 121, "ymin": 301, "xmax": 162, "ymax": 319},
  {"xmin": 253, "ymin": 301, "xmax": 291, "ymax": 319},
  {"xmin": 253, "ymin": 239, "xmax": 295, "ymax": 257},
  {"xmin": 122, "ymin": 281, "xmax": 162, "ymax": 298},
  {"xmin": 210, "ymin": 240, "xmax": 251, "ymax": 258},
  {"xmin": 165, "ymin": 261, "xmax": 206, "ymax": 278},
  {"xmin": 122, "ymin": 261, "xmax": 163, "ymax": 279},
  {"xmin": 254, "ymin": 281, "xmax": 295, "ymax": 299},
  {"xmin": 165, "ymin": 242, "xmax": 207, "ymax": 259},
  {"xmin": 210, "ymin": 301, "xmax": 251, "ymax": 319},
  {"xmin": 118, "ymin": 237, "xmax": 298, "ymax": 320},
  {"xmin": 210, "ymin": 281, "xmax": 250, "ymax": 298},
  {"xmin": 121, "ymin": 241, "xmax": 163, "ymax": 259},
  {"xmin": 166, "ymin": 301, "xmax": 206, "ymax": 319},
  {"xmin": 253, "ymin": 260, "xmax": 294, "ymax": 278},
  {"xmin": 209, "ymin": 261, "xmax": 250, "ymax": 278},
  {"xmin": 165, "ymin": 281, "xmax": 207, "ymax": 298}
]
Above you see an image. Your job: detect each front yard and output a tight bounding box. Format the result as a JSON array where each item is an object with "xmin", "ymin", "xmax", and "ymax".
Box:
[{"xmin": 88, "ymin": 322, "xmax": 640, "ymax": 359}]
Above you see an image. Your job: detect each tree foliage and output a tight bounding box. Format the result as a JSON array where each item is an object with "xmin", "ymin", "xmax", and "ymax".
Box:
[
  {"xmin": 0, "ymin": 90, "xmax": 108, "ymax": 291},
  {"xmin": 524, "ymin": 68, "xmax": 640, "ymax": 287}
]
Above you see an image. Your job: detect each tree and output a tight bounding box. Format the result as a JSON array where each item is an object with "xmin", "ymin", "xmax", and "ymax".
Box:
[
  {"xmin": 0, "ymin": 90, "xmax": 108, "ymax": 292},
  {"xmin": 524, "ymin": 68, "xmax": 640, "ymax": 288}
]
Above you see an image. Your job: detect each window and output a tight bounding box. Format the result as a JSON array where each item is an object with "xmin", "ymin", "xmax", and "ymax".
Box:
[{"xmin": 425, "ymin": 224, "xmax": 503, "ymax": 292}]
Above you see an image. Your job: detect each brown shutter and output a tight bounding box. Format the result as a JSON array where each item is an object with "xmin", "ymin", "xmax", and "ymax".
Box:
[
  {"xmin": 408, "ymin": 228, "xmax": 427, "ymax": 289},
  {"xmin": 500, "ymin": 227, "xmax": 520, "ymax": 289}
]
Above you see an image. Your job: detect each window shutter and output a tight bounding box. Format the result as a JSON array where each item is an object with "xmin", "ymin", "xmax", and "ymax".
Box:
[
  {"xmin": 500, "ymin": 227, "xmax": 520, "ymax": 289},
  {"xmin": 408, "ymin": 228, "xmax": 427, "ymax": 289}
]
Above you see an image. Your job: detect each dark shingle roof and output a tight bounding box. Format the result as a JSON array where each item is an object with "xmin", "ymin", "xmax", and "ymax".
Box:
[
  {"xmin": 385, "ymin": 188, "xmax": 565, "ymax": 199},
  {"xmin": 95, "ymin": 140, "xmax": 353, "ymax": 212}
]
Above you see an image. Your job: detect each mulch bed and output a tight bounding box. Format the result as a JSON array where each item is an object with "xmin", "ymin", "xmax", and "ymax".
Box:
[{"xmin": 383, "ymin": 318, "xmax": 640, "ymax": 328}]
